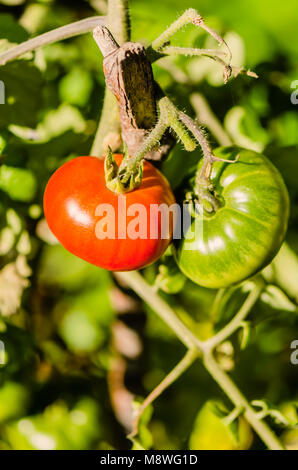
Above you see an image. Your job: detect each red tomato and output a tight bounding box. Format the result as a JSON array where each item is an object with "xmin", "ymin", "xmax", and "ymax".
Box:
[{"xmin": 43, "ymin": 155, "xmax": 176, "ymax": 271}]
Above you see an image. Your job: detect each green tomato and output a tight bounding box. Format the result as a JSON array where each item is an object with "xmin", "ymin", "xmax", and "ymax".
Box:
[
  {"xmin": 189, "ymin": 400, "xmax": 253, "ymax": 450},
  {"xmin": 175, "ymin": 147, "xmax": 289, "ymax": 289}
]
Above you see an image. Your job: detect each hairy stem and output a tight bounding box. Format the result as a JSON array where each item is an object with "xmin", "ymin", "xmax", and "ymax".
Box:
[
  {"xmin": 90, "ymin": 89, "xmax": 120, "ymax": 157},
  {"xmin": 91, "ymin": 1, "xmax": 130, "ymax": 157},
  {"xmin": 121, "ymin": 119, "xmax": 168, "ymax": 174},
  {"xmin": 152, "ymin": 8, "xmax": 231, "ymax": 66},
  {"xmin": 178, "ymin": 111, "xmax": 214, "ymax": 162},
  {"xmin": 107, "ymin": 0, "xmax": 131, "ymax": 44},
  {"xmin": 113, "ymin": 96, "xmax": 196, "ymax": 190},
  {"xmin": 161, "ymin": 46, "xmax": 227, "ymax": 58},
  {"xmin": 91, "ymin": 0, "xmax": 283, "ymax": 450}
]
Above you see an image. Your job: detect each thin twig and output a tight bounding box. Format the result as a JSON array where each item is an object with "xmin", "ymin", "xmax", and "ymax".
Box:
[
  {"xmin": 0, "ymin": 17, "xmax": 105, "ymax": 65},
  {"xmin": 212, "ymin": 55, "xmax": 258, "ymax": 82},
  {"xmin": 91, "ymin": 2, "xmax": 131, "ymax": 157},
  {"xmin": 203, "ymin": 352, "xmax": 284, "ymax": 450},
  {"xmin": 178, "ymin": 111, "xmax": 238, "ymax": 186},
  {"xmin": 190, "ymin": 93, "xmax": 233, "ymax": 146},
  {"xmin": 204, "ymin": 279, "xmax": 265, "ymax": 351},
  {"xmin": 90, "ymin": 89, "xmax": 121, "ymax": 157},
  {"xmin": 129, "ymin": 348, "xmax": 198, "ymax": 438},
  {"xmin": 162, "ymin": 46, "xmax": 227, "ymax": 59},
  {"xmin": 152, "ymin": 8, "xmax": 230, "ymax": 61},
  {"xmin": 115, "ymin": 270, "xmax": 284, "ymax": 449},
  {"xmin": 116, "ymin": 271, "xmax": 204, "ymax": 351}
]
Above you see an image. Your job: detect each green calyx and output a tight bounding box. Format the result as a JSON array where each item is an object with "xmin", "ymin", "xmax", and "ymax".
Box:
[
  {"xmin": 197, "ymin": 181, "xmax": 221, "ymax": 214},
  {"xmin": 187, "ymin": 176, "xmax": 221, "ymax": 217},
  {"xmin": 104, "ymin": 147, "xmax": 143, "ymax": 194}
]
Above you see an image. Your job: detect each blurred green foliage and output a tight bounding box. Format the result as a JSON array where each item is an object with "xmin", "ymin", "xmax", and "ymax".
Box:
[{"xmin": 0, "ymin": 0, "xmax": 297, "ymax": 450}]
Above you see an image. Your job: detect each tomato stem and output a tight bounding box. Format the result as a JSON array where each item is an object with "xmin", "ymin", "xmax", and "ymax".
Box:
[
  {"xmin": 91, "ymin": 2, "xmax": 131, "ymax": 158},
  {"xmin": 190, "ymin": 93, "xmax": 233, "ymax": 147},
  {"xmin": 159, "ymin": 46, "xmax": 227, "ymax": 59},
  {"xmin": 92, "ymin": 1, "xmax": 284, "ymax": 450},
  {"xmin": 152, "ymin": 9, "xmax": 230, "ymax": 59},
  {"xmin": 128, "ymin": 348, "xmax": 199, "ymax": 440},
  {"xmin": 104, "ymin": 96, "xmax": 198, "ymax": 193},
  {"xmin": 0, "ymin": 17, "xmax": 105, "ymax": 66},
  {"xmin": 149, "ymin": 9, "xmax": 258, "ymax": 82},
  {"xmin": 127, "ymin": 96, "xmax": 197, "ymax": 165},
  {"xmin": 180, "ymin": 111, "xmax": 240, "ymax": 213},
  {"xmin": 118, "ymin": 271, "xmax": 284, "ymax": 449}
]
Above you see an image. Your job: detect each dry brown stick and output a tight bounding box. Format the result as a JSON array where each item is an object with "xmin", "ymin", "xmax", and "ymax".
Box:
[{"xmin": 93, "ymin": 25, "xmax": 175, "ymax": 160}]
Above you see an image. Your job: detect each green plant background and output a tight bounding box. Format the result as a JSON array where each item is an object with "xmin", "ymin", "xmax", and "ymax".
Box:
[{"xmin": 0, "ymin": 0, "xmax": 297, "ymax": 450}]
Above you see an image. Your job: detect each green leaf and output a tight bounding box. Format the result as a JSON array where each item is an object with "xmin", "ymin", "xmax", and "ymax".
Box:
[
  {"xmin": 0, "ymin": 62, "xmax": 43, "ymax": 127},
  {"xmin": 0, "ymin": 381, "xmax": 29, "ymax": 422},
  {"xmin": 0, "ymin": 14, "xmax": 28, "ymax": 43},
  {"xmin": 261, "ymin": 285, "xmax": 297, "ymax": 312},
  {"xmin": 59, "ymin": 67, "xmax": 94, "ymax": 107},
  {"xmin": 130, "ymin": 399, "xmax": 153, "ymax": 450},
  {"xmin": 59, "ymin": 310, "xmax": 105, "ymax": 353},
  {"xmin": 0, "ymin": 165, "xmax": 37, "ymax": 201},
  {"xmin": 38, "ymin": 245, "xmax": 110, "ymax": 291},
  {"xmin": 5, "ymin": 398, "xmax": 101, "ymax": 450},
  {"xmin": 268, "ymin": 243, "xmax": 298, "ymax": 303},
  {"xmin": 58, "ymin": 288, "xmax": 114, "ymax": 353}
]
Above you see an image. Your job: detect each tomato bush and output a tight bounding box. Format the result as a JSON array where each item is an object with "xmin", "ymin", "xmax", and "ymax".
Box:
[
  {"xmin": 175, "ymin": 147, "xmax": 289, "ymax": 288},
  {"xmin": 1, "ymin": 0, "xmax": 298, "ymax": 453},
  {"xmin": 44, "ymin": 155, "xmax": 176, "ymax": 271}
]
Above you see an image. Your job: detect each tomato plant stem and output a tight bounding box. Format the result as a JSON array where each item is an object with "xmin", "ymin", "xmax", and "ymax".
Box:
[
  {"xmin": 116, "ymin": 271, "xmax": 203, "ymax": 350},
  {"xmin": 91, "ymin": 1, "xmax": 130, "ymax": 157},
  {"xmin": 90, "ymin": 89, "xmax": 120, "ymax": 157},
  {"xmin": 92, "ymin": 0, "xmax": 284, "ymax": 450},
  {"xmin": 116, "ymin": 271, "xmax": 284, "ymax": 449},
  {"xmin": 190, "ymin": 93, "xmax": 233, "ymax": 147},
  {"xmin": 0, "ymin": 17, "xmax": 105, "ymax": 65},
  {"xmin": 204, "ymin": 278, "xmax": 265, "ymax": 351},
  {"xmin": 107, "ymin": 96, "xmax": 197, "ymax": 191},
  {"xmin": 107, "ymin": 0, "xmax": 131, "ymax": 44},
  {"xmin": 120, "ymin": 118, "xmax": 168, "ymax": 174},
  {"xmin": 203, "ymin": 352, "xmax": 284, "ymax": 450},
  {"xmin": 152, "ymin": 9, "xmax": 228, "ymax": 56},
  {"xmin": 125, "ymin": 96, "xmax": 197, "ymax": 168},
  {"xmin": 161, "ymin": 46, "xmax": 227, "ymax": 58},
  {"xmin": 129, "ymin": 348, "xmax": 198, "ymax": 439}
]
